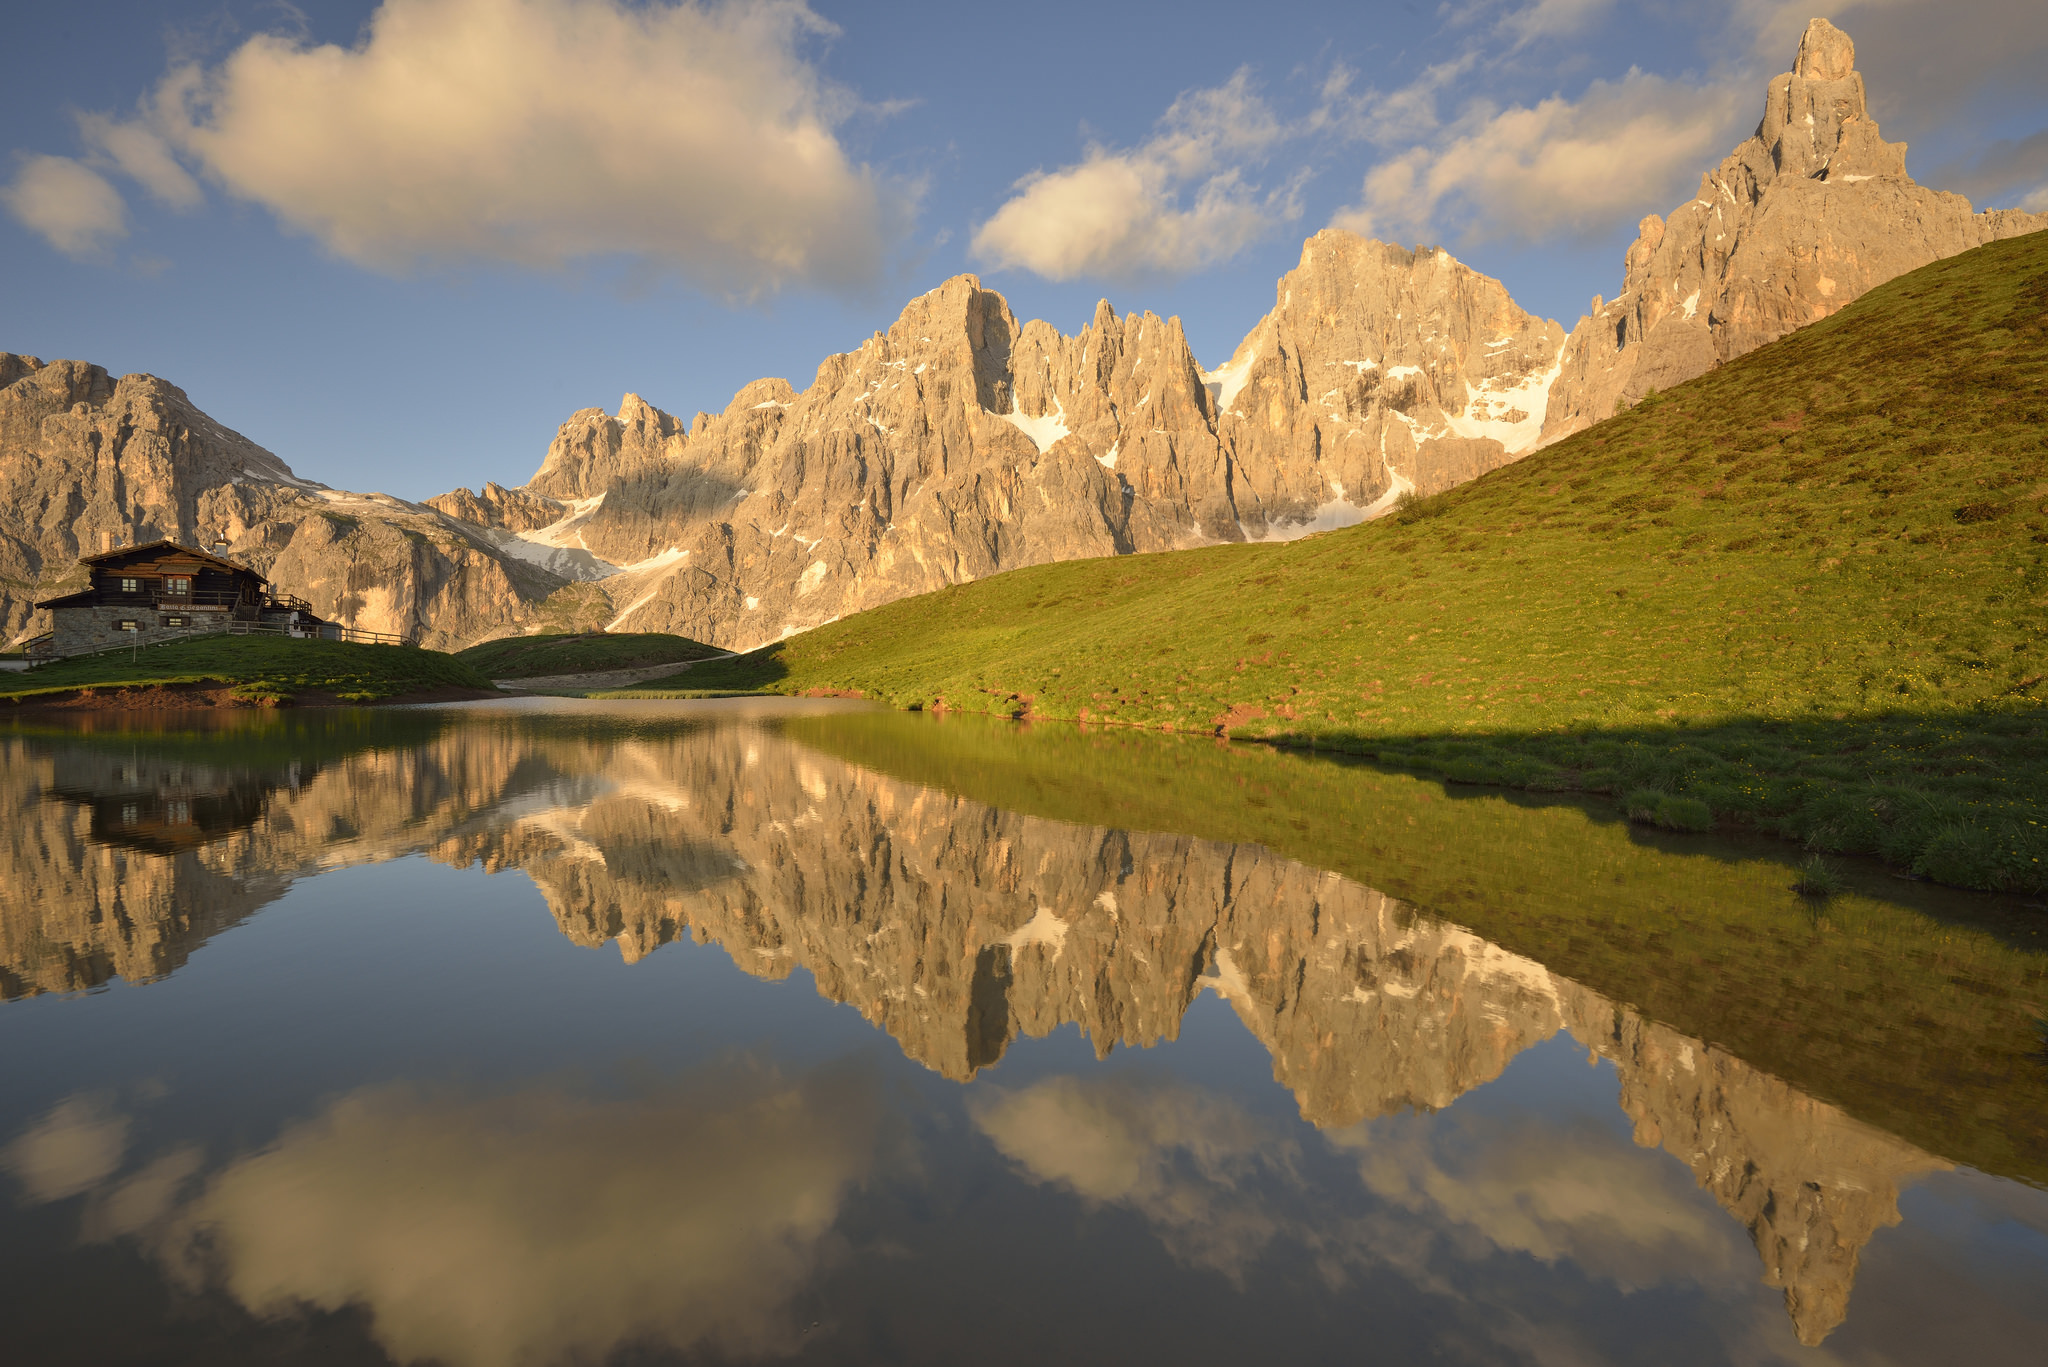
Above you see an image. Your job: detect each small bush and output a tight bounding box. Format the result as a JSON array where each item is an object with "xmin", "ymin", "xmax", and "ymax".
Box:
[
  {"xmin": 1393, "ymin": 490, "xmax": 1452, "ymax": 524},
  {"xmin": 1954, "ymin": 501, "xmax": 2010, "ymax": 524}
]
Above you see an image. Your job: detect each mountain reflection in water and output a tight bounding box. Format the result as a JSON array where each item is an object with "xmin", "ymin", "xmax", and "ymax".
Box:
[{"xmin": 1, "ymin": 705, "xmax": 2043, "ymax": 1366}]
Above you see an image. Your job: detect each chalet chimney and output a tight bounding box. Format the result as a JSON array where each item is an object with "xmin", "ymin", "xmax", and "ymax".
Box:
[{"xmin": 100, "ymin": 531, "xmax": 111, "ymax": 552}]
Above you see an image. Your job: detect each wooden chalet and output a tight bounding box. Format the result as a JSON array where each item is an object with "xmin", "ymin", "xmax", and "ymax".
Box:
[{"xmin": 28, "ymin": 539, "xmax": 340, "ymax": 660}]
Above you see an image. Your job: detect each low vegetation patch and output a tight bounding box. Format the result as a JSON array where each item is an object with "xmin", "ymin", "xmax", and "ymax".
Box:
[
  {"xmin": 0, "ymin": 635, "xmax": 494, "ymax": 705},
  {"xmin": 455, "ymin": 631, "xmax": 724, "ymax": 679},
  {"xmin": 681, "ymin": 231, "xmax": 2048, "ymax": 894}
]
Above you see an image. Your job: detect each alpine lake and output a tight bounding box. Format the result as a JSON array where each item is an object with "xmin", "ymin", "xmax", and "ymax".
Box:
[{"xmin": 3, "ymin": 698, "xmax": 2044, "ymax": 1366}]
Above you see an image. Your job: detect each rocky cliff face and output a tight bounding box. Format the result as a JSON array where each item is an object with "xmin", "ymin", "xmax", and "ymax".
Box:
[
  {"xmin": 435, "ymin": 242, "xmax": 1563, "ymax": 650},
  {"xmin": 0, "ymin": 354, "xmax": 572, "ymax": 650},
  {"xmin": 0, "ymin": 716, "xmax": 1946, "ymax": 1343},
  {"xmin": 1541, "ymin": 18, "xmax": 2048, "ymax": 439}
]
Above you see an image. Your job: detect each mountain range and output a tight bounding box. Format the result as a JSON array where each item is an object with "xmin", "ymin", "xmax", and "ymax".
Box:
[{"xmin": 3, "ymin": 19, "xmax": 2040, "ymax": 652}]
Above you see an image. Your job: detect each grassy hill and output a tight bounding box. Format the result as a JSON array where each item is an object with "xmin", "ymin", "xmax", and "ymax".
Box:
[
  {"xmin": 664, "ymin": 231, "xmax": 2048, "ymax": 894},
  {"xmin": 0, "ymin": 635, "xmax": 495, "ymax": 705},
  {"xmin": 455, "ymin": 631, "xmax": 724, "ymax": 679}
]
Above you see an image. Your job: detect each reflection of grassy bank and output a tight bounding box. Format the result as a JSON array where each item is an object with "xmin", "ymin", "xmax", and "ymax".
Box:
[
  {"xmin": 785, "ymin": 710, "xmax": 2048, "ymax": 1187},
  {"xmin": 674, "ymin": 234, "xmax": 2048, "ymax": 893},
  {"xmin": 0, "ymin": 636, "xmax": 495, "ymax": 705},
  {"xmin": 1, "ymin": 707, "xmax": 457, "ymax": 769}
]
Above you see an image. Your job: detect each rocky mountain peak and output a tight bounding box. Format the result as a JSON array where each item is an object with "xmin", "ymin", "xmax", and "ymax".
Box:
[
  {"xmin": 1795, "ymin": 16, "xmax": 1856, "ymax": 82},
  {"xmin": 1540, "ymin": 19, "xmax": 2046, "ymax": 441}
]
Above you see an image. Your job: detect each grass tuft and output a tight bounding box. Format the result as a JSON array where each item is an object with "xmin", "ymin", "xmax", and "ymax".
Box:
[{"xmin": 1793, "ymin": 854, "xmax": 1847, "ymax": 898}]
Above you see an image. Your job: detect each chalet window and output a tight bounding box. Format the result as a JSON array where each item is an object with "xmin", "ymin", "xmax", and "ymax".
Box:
[
  {"xmin": 163, "ymin": 614, "xmax": 188, "ymax": 627},
  {"xmin": 166, "ymin": 800, "xmax": 191, "ymax": 825},
  {"xmin": 120, "ymin": 804, "xmax": 139, "ymax": 825},
  {"xmin": 119, "ymin": 577, "xmax": 141, "ymax": 593},
  {"xmin": 165, "ymin": 576, "xmax": 191, "ymax": 595},
  {"xmin": 116, "ymin": 619, "xmax": 139, "ymax": 632}
]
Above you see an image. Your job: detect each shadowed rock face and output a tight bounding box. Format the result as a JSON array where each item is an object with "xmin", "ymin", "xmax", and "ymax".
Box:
[
  {"xmin": 1540, "ymin": 17, "xmax": 2048, "ymax": 440},
  {"xmin": 0, "ymin": 355, "xmax": 570, "ymax": 650},
  {"xmin": 0, "ymin": 719, "xmax": 1944, "ymax": 1341}
]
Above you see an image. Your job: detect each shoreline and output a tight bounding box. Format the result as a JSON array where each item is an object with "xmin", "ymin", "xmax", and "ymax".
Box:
[{"xmin": 0, "ymin": 680, "xmax": 503, "ymax": 714}]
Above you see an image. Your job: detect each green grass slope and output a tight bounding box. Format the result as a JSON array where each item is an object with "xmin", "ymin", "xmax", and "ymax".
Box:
[
  {"xmin": 784, "ymin": 710, "xmax": 2047, "ymax": 1185},
  {"xmin": 0, "ymin": 635, "xmax": 494, "ymax": 704},
  {"xmin": 455, "ymin": 631, "xmax": 724, "ymax": 679},
  {"xmin": 672, "ymin": 232, "xmax": 2048, "ymax": 893}
]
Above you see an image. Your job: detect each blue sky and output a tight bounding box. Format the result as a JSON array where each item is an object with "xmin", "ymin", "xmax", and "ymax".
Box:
[{"xmin": 4, "ymin": 0, "xmax": 2045, "ymax": 501}]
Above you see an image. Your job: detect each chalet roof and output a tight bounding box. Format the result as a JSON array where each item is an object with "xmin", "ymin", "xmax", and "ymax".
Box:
[
  {"xmin": 32, "ymin": 589, "xmax": 98, "ymax": 611},
  {"xmin": 77, "ymin": 539, "xmax": 266, "ymax": 580}
]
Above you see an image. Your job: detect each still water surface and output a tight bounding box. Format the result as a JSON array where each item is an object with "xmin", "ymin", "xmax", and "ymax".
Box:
[{"xmin": 2, "ymin": 699, "xmax": 2045, "ymax": 1366}]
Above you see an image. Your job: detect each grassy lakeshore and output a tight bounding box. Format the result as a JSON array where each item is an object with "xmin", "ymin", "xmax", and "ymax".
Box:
[
  {"xmin": 0, "ymin": 635, "xmax": 495, "ymax": 705},
  {"xmin": 454, "ymin": 630, "xmax": 723, "ymax": 678},
  {"xmin": 660, "ymin": 232, "xmax": 2048, "ymax": 893}
]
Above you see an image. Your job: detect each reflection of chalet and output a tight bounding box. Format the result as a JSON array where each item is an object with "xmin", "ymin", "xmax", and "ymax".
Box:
[
  {"xmin": 45, "ymin": 749, "xmax": 290, "ymax": 855},
  {"xmin": 30, "ymin": 540, "xmax": 337, "ymax": 660}
]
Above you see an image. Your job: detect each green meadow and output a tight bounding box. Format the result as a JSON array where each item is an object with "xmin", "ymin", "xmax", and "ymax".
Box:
[
  {"xmin": 657, "ymin": 232, "xmax": 2048, "ymax": 894},
  {"xmin": 454, "ymin": 630, "xmax": 723, "ymax": 678}
]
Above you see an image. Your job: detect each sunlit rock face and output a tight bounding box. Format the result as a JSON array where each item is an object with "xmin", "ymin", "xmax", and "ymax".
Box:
[
  {"xmin": 1540, "ymin": 17, "xmax": 2048, "ymax": 440},
  {"xmin": 0, "ymin": 718, "xmax": 1946, "ymax": 1342},
  {"xmin": 0, "ymin": 355, "xmax": 570, "ymax": 650},
  {"xmin": 437, "ymin": 244, "xmax": 1564, "ymax": 650}
]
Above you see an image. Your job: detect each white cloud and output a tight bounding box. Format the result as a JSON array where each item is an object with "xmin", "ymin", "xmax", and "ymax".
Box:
[
  {"xmin": 1, "ymin": 155, "xmax": 129, "ymax": 257},
  {"xmin": 971, "ymin": 71, "xmax": 1305, "ymax": 282},
  {"xmin": 2022, "ymin": 184, "xmax": 2048, "ymax": 214},
  {"xmin": 139, "ymin": 0, "xmax": 907, "ymax": 293},
  {"xmin": 1332, "ymin": 70, "xmax": 1746, "ymax": 246},
  {"xmin": 77, "ymin": 113, "xmax": 203, "ymax": 210}
]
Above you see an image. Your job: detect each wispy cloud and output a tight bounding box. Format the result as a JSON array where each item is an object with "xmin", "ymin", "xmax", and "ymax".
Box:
[
  {"xmin": 1332, "ymin": 70, "xmax": 1746, "ymax": 246},
  {"xmin": 1935, "ymin": 129, "xmax": 2048, "ymax": 212}
]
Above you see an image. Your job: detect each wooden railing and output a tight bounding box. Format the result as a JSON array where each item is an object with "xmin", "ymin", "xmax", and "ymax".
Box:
[{"xmin": 222, "ymin": 620, "xmax": 417, "ymax": 647}]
